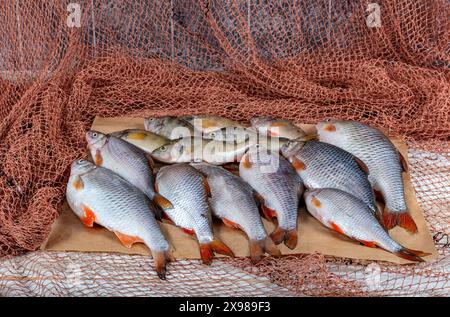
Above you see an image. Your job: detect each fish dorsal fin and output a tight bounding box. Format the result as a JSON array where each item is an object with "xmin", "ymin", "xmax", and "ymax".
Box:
[
  {"xmin": 353, "ymin": 156, "xmax": 369, "ymax": 175},
  {"xmin": 398, "ymin": 150, "xmax": 408, "ymax": 172}
]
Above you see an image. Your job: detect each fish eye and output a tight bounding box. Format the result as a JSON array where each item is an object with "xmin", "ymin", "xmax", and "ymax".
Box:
[
  {"xmin": 77, "ymin": 159, "xmax": 84, "ymax": 164},
  {"xmin": 159, "ymin": 146, "xmax": 167, "ymax": 152},
  {"xmin": 324, "ymin": 118, "xmax": 331, "ymax": 122},
  {"xmin": 210, "ymin": 132, "xmax": 216, "ymax": 138},
  {"xmin": 92, "ymin": 132, "xmax": 98, "ymax": 138}
]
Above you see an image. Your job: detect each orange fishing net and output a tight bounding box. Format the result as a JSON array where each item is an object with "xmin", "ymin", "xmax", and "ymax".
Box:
[{"xmin": 0, "ymin": 0, "xmax": 448, "ymax": 296}]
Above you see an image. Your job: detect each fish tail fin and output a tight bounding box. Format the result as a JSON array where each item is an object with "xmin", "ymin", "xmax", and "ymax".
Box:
[
  {"xmin": 199, "ymin": 239, "xmax": 234, "ymax": 265},
  {"xmin": 383, "ymin": 208, "xmax": 418, "ymax": 233},
  {"xmin": 395, "ymin": 247, "xmax": 429, "ymax": 262},
  {"xmin": 153, "ymin": 250, "xmax": 175, "ymax": 280},
  {"xmin": 270, "ymin": 227, "xmax": 298, "ymax": 250},
  {"xmin": 249, "ymin": 237, "xmax": 282, "ymax": 264}
]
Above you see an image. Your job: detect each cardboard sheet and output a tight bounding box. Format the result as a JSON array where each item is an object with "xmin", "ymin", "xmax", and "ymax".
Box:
[{"xmin": 42, "ymin": 117, "xmax": 438, "ymax": 264}]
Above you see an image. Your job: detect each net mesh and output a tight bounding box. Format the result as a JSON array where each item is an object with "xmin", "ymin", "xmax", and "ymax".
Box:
[{"xmin": 0, "ymin": 0, "xmax": 448, "ymax": 296}]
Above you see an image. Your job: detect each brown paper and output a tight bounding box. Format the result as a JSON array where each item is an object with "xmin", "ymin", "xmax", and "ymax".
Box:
[{"xmin": 42, "ymin": 117, "xmax": 438, "ymax": 264}]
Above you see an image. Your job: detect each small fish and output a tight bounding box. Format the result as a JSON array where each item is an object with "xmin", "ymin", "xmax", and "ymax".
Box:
[
  {"xmin": 281, "ymin": 140, "xmax": 378, "ymax": 216},
  {"xmin": 202, "ymin": 127, "xmax": 257, "ymax": 143},
  {"xmin": 66, "ymin": 159, "xmax": 174, "ymax": 279},
  {"xmin": 151, "ymin": 137, "xmax": 250, "ymax": 165},
  {"xmin": 304, "ymin": 188, "xmax": 429, "ymax": 262},
  {"xmin": 250, "ymin": 117, "xmax": 306, "ymax": 139},
  {"xmin": 155, "ymin": 164, "xmax": 234, "ymax": 264},
  {"xmin": 239, "ymin": 145, "xmax": 303, "ymax": 249},
  {"xmin": 181, "ymin": 114, "xmax": 247, "ymax": 133},
  {"xmin": 191, "ymin": 162, "xmax": 281, "ymax": 263},
  {"xmin": 144, "ymin": 116, "xmax": 195, "ymax": 140},
  {"xmin": 86, "ymin": 130, "xmax": 173, "ymax": 212},
  {"xmin": 110, "ymin": 129, "xmax": 169, "ymax": 153},
  {"xmin": 316, "ymin": 119, "xmax": 417, "ymax": 233}
]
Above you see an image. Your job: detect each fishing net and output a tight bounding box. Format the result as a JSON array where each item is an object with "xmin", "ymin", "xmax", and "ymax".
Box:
[{"xmin": 0, "ymin": 0, "xmax": 448, "ymax": 296}]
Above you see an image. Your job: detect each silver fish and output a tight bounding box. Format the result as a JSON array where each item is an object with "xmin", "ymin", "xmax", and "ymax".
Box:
[
  {"xmin": 316, "ymin": 119, "xmax": 417, "ymax": 233},
  {"xmin": 66, "ymin": 159, "xmax": 174, "ymax": 279},
  {"xmin": 181, "ymin": 114, "xmax": 246, "ymax": 133},
  {"xmin": 155, "ymin": 164, "xmax": 234, "ymax": 264},
  {"xmin": 304, "ymin": 188, "xmax": 428, "ymax": 262},
  {"xmin": 202, "ymin": 127, "xmax": 257, "ymax": 143},
  {"xmin": 151, "ymin": 136, "xmax": 250, "ymax": 165},
  {"xmin": 190, "ymin": 162, "xmax": 281, "ymax": 263},
  {"xmin": 250, "ymin": 116, "xmax": 306, "ymax": 139},
  {"xmin": 110, "ymin": 129, "xmax": 169, "ymax": 153},
  {"xmin": 239, "ymin": 145, "xmax": 303, "ymax": 249},
  {"xmin": 281, "ymin": 140, "xmax": 378, "ymax": 216},
  {"xmin": 144, "ymin": 116, "xmax": 195, "ymax": 140},
  {"xmin": 86, "ymin": 130, "xmax": 173, "ymax": 212}
]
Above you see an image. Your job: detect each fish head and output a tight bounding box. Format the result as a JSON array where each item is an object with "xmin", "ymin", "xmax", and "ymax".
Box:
[
  {"xmin": 70, "ymin": 159, "xmax": 96, "ymax": 176},
  {"xmin": 202, "ymin": 128, "xmax": 225, "ymax": 141},
  {"xmin": 86, "ymin": 130, "xmax": 108, "ymax": 151},
  {"xmin": 144, "ymin": 116, "xmax": 174, "ymax": 134},
  {"xmin": 151, "ymin": 139, "xmax": 185, "ymax": 163},
  {"xmin": 280, "ymin": 139, "xmax": 306, "ymax": 159}
]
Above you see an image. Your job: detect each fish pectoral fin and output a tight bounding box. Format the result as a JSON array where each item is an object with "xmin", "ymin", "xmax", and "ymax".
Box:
[
  {"xmin": 398, "ymin": 150, "xmax": 409, "ymax": 172},
  {"xmin": 221, "ymin": 217, "xmax": 241, "ymax": 229},
  {"xmin": 80, "ymin": 204, "xmax": 96, "ymax": 227},
  {"xmin": 72, "ymin": 175, "xmax": 84, "ymax": 191},
  {"xmin": 382, "ymin": 209, "xmax": 418, "ymax": 233},
  {"xmin": 261, "ymin": 205, "xmax": 278, "ymax": 221},
  {"xmin": 353, "ymin": 156, "xmax": 369, "ymax": 174},
  {"xmin": 114, "ymin": 232, "xmax": 144, "ymax": 248},
  {"xmin": 291, "ymin": 156, "xmax": 306, "ymax": 172},
  {"xmin": 249, "ymin": 237, "xmax": 282, "ymax": 264},
  {"xmin": 153, "ymin": 250, "xmax": 176, "ymax": 280},
  {"xmin": 358, "ymin": 240, "xmax": 377, "ymax": 248},
  {"xmin": 199, "ymin": 239, "xmax": 234, "ymax": 265},
  {"xmin": 153, "ymin": 194, "xmax": 174, "ymax": 211},
  {"xmin": 202, "ymin": 176, "xmax": 211, "ymax": 198},
  {"xmin": 94, "ymin": 150, "xmax": 103, "ymax": 166},
  {"xmin": 330, "ymin": 222, "xmax": 345, "ymax": 235}
]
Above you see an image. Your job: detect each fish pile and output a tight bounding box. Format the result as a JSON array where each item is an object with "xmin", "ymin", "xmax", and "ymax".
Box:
[{"xmin": 67, "ymin": 115, "xmax": 429, "ymax": 279}]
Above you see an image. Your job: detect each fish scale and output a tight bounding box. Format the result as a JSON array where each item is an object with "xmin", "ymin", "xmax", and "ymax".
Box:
[
  {"xmin": 304, "ymin": 188, "xmax": 427, "ymax": 262},
  {"xmin": 281, "ymin": 140, "xmax": 377, "ymax": 214},
  {"xmin": 316, "ymin": 119, "xmax": 416, "ymax": 233},
  {"xmin": 66, "ymin": 160, "xmax": 172, "ymax": 279}
]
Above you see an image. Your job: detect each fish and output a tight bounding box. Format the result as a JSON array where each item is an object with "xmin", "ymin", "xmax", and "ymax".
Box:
[
  {"xmin": 151, "ymin": 137, "xmax": 250, "ymax": 165},
  {"xmin": 202, "ymin": 127, "xmax": 257, "ymax": 143},
  {"xmin": 181, "ymin": 114, "xmax": 247, "ymax": 134},
  {"xmin": 304, "ymin": 188, "xmax": 429, "ymax": 262},
  {"xmin": 66, "ymin": 159, "xmax": 174, "ymax": 279},
  {"xmin": 280, "ymin": 140, "xmax": 378, "ymax": 217},
  {"xmin": 190, "ymin": 162, "xmax": 281, "ymax": 263},
  {"xmin": 250, "ymin": 116, "xmax": 306, "ymax": 139},
  {"xmin": 144, "ymin": 116, "xmax": 195, "ymax": 140},
  {"xmin": 86, "ymin": 130, "xmax": 173, "ymax": 212},
  {"xmin": 239, "ymin": 145, "xmax": 303, "ymax": 249},
  {"xmin": 316, "ymin": 119, "xmax": 417, "ymax": 233},
  {"xmin": 155, "ymin": 164, "xmax": 234, "ymax": 264},
  {"xmin": 110, "ymin": 129, "xmax": 169, "ymax": 153}
]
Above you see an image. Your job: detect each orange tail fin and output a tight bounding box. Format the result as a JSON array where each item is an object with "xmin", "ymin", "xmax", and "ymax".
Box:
[
  {"xmin": 270, "ymin": 227, "xmax": 298, "ymax": 250},
  {"xmin": 153, "ymin": 250, "xmax": 175, "ymax": 280},
  {"xmin": 199, "ymin": 239, "xmax": 234, "ymax": 265},
  {"xmin": 249, "ymin": 237, "xmax": 282, "ymax": 264},
  {"xmin": 383, "ymin": 209, "xmax": 418, "ymax": 233},
  {"xmin": 394, "ymin": 247, "xmax": 429, "ymax": 262}
]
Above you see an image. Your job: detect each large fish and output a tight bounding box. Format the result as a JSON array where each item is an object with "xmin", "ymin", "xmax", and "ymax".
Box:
[
  {"xmin": 250, "ymin": 116, "xmax": 306, "ymax": 139},
  {"xmin": 304, "ymin": 188, "xmax": 428, "ymax": 262},
  {"xmin": 86, "ymin": 130, "xmax": 173, "ymax": 212},
  {"xmin": 191, "ymin": 162, "xmax": 281, "ymax": 263},
  {"xmin": 151, "ymin": 137, "xmax": 250, "ymax": 165},
  {"xmin": 239, "ymin": 145, "xmax": 303, "ymax": 249},
  {"xmin": 281, "ymin": 140, "xmax": 378, "ymax": 216},
  {"xmin": 144, "ymin": 116, "xmax": 195, "ymax": 140},
  {"xmin": 316, "ymin": 119, "xmax": 417, "ymax": 233},
  {"xmin": 110, "ymin": 129, "xmax": 169, "ymax": 153},
  {"xmin": 66, "ymin": 159, "xmax": 174, "ymax": 279},
  {"xmin": 181, "ymin": 114, "xmax": 247, "ymax": 133},
  {"xmin": 155, "ymin": 164, "xmax": 234, "ymax": 264}
]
